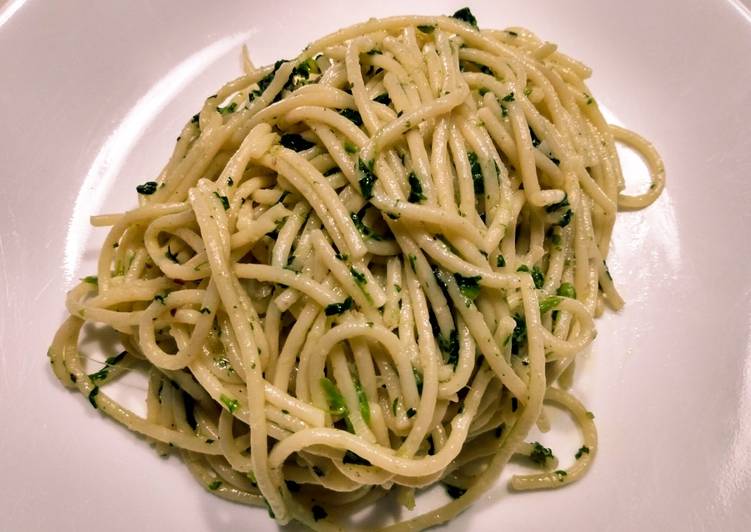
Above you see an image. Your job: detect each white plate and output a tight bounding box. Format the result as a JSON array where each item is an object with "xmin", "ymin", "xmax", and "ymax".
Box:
[{"xmin": 2, "ymin": 0, "xmax": 751, "ymax": 530}]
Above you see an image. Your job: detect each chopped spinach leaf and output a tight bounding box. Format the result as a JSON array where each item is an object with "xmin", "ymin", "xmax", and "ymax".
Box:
[
  {"xmin": 408, "ymin": 172, "xmax": 426, "ymax": 203},
  {"xmin": 280, "ymin": 133, "xmax": 315, "ymax": 151},
  {"xmin": 325, "ymin": 296, "xmax": 354, "ymax": 316},
  {"xmin": 557, "ymin": 282, "xmax": 576, "ymax": 299},
  {"xmin": 468, "ymin": 152, "xmax": 484, "ymax": 194},
  {"xmin": 312, "ymin": 505, "xmax": 328, "ymax": 521},
  {"xmin": 539, "ymin": 296, "xmax": 562, "ymax": 313},
  {"xmin": 451, "ymin": 7, "xmax": 478, "ymax": 29},
  {"xmin": 342, "ymin": 450, "xmax": 371, "ymax": 466},
  {"xmin": 530, "ymin": 442, "xmax": 554, "ymax": 465},
  {"xmin": 438, "ymin": 329, "xmax": 460, "ymax": 367},
  {"xmin": 357, "ymin": 158, "xmax": 376, "ymax": 199},
  {"xmin": 136, "ymin": 181, "xmax": 158, "ymax": 195},
  {"xmin": 444, "ymin": 484, "xmax": 467, "ymax": 499},
  {"xmin": 454, "ymin": 273, "xmax": 481, "ymax": 300},
  {"xmin": 373, "ymin": 93, "xmax": 391, "ymax": 105},
  {"xmin": 339, "ymin": 108, "xmax": 363, "ymax": 126},
  {"xmin": 88, "ymin": 351, "xmax": 126, "ymax": 382},
  {"xmin": 88, "ymin": 386, "xmax": 100, "ymax": 409},
  {"xmin": 220, "ymin": 394, "xmax": 239, "ymax": 414},
  {"xmin": 545, "ymin": 193, "xmax": 569, "ymax": 213},
  {"xmin": 217, "ymin": 102, "xmax": 237, "ymax": 115},
  {"xmin": 556, "ymin": 209, "xmax": 573, "ymax": 227},
  {"xmin": 213, "ymin": 191, "xmax": 229, "ymax": 210}
]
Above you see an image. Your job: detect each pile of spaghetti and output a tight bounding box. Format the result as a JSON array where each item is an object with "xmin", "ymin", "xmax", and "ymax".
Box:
[{"xmin": 50, "ymin": 9, "xmax": 664, "ymax": 531}]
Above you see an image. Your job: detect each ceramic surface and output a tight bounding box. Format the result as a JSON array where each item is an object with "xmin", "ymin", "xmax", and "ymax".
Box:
[{"xmin": 1, "ymin": 1, "xmax": 750, "ymax": 530}]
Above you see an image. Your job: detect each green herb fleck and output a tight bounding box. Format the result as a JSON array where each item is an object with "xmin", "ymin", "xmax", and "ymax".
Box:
[
  {"xmin": 408, "ymin": 172, "xmax": 426, "ymax": 203},
  {"xmin": 220, "ymin": 394, "xmax": 239, "ymax": 414},
  {"xmin": 88, "ymin": 386, "xmax": 100, "ymax": 409},
  {"xmin": 217, "ymin": 101, "xmax": 237, "ymax": 115},
  {"xmin": 557, "ymin": 282, "xmax": 576, "ymax": 299},
  {"xmin": 539, "ymin": 296, "xmax": 562, "ymax": 313},
  {"xmin": 280, "ymin": 133, "xmax": 315, "ymax": 151},
  {"xmin": 350, "ymin": 267, "xmax": 367, "ymax": 286},
  {"xmin": 339, "ymin": 108, "xmax": 363, "ymax": 126},
  {"xmin": 358, "ymin": 158, "xmax": 376, "ymax": 199},
  {"xmin": 355, "ymin": 381, "xmax": 370, "ymax": 423},
  {"xmin": 556, "ymin": 209, "xmax": 573, "ymax": 227},
  {"xmin": 530, "ymin": 442, "xmax": 554, "ymax": 465},
  {"xmin": 454, "ymin": 273, "xmax": 481, "ymax": 300},
  {"xmin": 320, "ymin": 377, "xmax": 348, "ymax": 417},
  {"xmin": 502, "ymin": 92, "xmax": 515, "ymax": 102},
  {"xmin": 213, "ymin": 191, "xmax": 229, "ymax": 210},
  {"xmin": 555, "ymin": 470, "xmax": 568, "ymax": 481},
  {"xmin": 249, "ymin": 59, "xmax": 286, "ymax": 102},
  {"xmin": 529, "ymin": 126, "xmax": 541, "ymax": 147},
  {"xmin": 408, "ymin": 254, "xmax": 417, "ymax": 272},
  {"xmin": 478, "ymin": 87, "xmax": 489, "ymax": 96},
  {"xmin": 165, "ymin": 246, "xmax": 179, "ymax": 262},
  {"xmin": 438, "ymin": 329, "xmax": 459, "ymax": 367},
  {"xmin": 417, "ymin": 24, "xmax": 436, "ymax": 34},
  {"xmin": 444, "ymin": 484, "xmax": 467, "ymax": 499},
  {"xmin": 312, "ymin": 505, "xmax": 328, "ymax": 522},
  {"xmin": 545, "ymin": 193, "xmax": 569, "ymax": 212},
  {"xmin": 344, "ymin": 141, "xmax": 358, "ymax": 154},
  {"xmin": 406, "ymin": 408, "xmax": 416, "ymax": 418},
  {"xmin": 342, "ymin": 450, "xmax": 371, "ymax": 466},
  {"xmin": 136, "ymin": 181, "xmax": 158, "ymax": 195},
  {"xmin": 413, "ymin": 368, "xmax": 423, "ymax": 395},
  {"xmin": 208, "ymin": 480, "xmax": 222, "ymax": 490},
  {"xmin": 88, "ymin": 351, "xmax": 126, "ymax": 382},
  {"xmin": 82, "ymin": 275, "xmax": 98, "ymax": 285},
  {"xmin": 468, "ymin": 152, "xmax": 484, "ymax": 194},
  {"xmin": 325, "ymin": 296, "xmax": 353, "ymax": 316},
  {"xmin": 510, "ymin": 314, "xmax": 526, "ymax": 354},
  {"xmin": 351, "ymin": 211, "xmax": 384, "ymax": 241},
  {"xmin": 531, "ymin": 266, "xmax": 545, "ymax": 288},
  {"xmin": 496, "ymin": 255, "xmax": 506, "ymax": 268},
  {"xmin": 373, "ymin": 93, "xmax": 391, "ymax": 105},
  {"xmin": 451, "ymin": 7, "xmax": 478, "ymax": 29},
  {"xmin": 575, "ymin": 446, "xmax": 590, "ymax": 459}
]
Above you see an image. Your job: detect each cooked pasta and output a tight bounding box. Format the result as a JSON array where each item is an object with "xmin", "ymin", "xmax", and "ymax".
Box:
[{"xmin": 49, "ymin": 8, "xmax": 664, "ymax": 530}]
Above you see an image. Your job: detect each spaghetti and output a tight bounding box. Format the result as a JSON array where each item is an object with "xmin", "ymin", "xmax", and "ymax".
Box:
[{"xmin": 49, "ymin": 9, "xmax": 664, "ymax": 531}]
